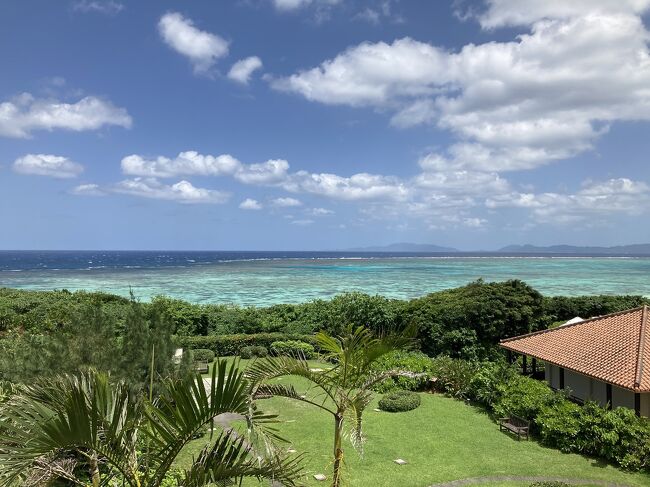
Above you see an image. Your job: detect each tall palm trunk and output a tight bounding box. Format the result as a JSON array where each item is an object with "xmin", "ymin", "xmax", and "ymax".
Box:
[
  {"xmin": 89, "ymin": 453, "xmax": 101, "ymax": 487},
  {"xmin": 332, "ymin": 412, "xmax": 344, "ymax": 487}
]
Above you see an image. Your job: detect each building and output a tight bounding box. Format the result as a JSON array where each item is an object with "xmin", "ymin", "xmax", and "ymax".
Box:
[{"xmin": 500, "ymin": 306, "xmax": 650, "ymax": 417}]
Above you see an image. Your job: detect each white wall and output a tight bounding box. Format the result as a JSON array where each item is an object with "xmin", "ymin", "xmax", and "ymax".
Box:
[
  {"xmin": 565, "ymin": 370, "xmax": 590, "ymax": 401},
  {"xmin": 611, "ymin": 385, "xmax": 635, "ymax": 410},
  {"xmin": 641, "ymin": 393, "xmax": 650, "ymax": 417},
  {"xmin": 546, "ymin": 364, "xmax": 559, "ymax": 389}
]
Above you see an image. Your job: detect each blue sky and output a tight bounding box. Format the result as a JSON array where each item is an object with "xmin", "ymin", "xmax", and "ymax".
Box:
[{"xmin": 2, "ymin": 0, "xmax": 650, "ymax": 250}]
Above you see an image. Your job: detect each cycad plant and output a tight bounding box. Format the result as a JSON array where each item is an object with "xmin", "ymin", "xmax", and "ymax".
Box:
[
  {"xmin": 246, "ymin": 326, "xmax": 413, "ymax": 487},
  {"xmin": 0, "ymin": 360, "xmax": 301, "ymax": 486}
]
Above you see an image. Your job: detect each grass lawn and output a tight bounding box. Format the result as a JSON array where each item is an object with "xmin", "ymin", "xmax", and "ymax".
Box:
[{"xmin": 176, "ymin": 358, "xmax": 650, "ymax": 487}]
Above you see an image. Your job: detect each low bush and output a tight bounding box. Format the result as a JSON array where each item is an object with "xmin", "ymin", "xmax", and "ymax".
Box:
[
  {"xmin": 492, "ymin": 375, "xmax": 558, "ymax": 425},
  {"xmin": 240, "ymin": 345, "xmax": 268, "ymax": 359},
  {"xmin": 429, "ymin": 356, "xmax": 479, "ymax": 399},
  {"xmin": 271, "ymin": 340, "xmax": 315, "ymax": 358},
  {"xmin": 371, "ymin": 350, "xmax": 436, "ymax": 393},
  {"xmin": 176, "ymin": 333, "xmax": 317, "ymax": 357},
  {"xmin": 378, "ymin": 390, "xmax": 421, "ymax": 412},
  {"xmin": 190, "ymin": 349, "xmax": 215, "ymax": 363},
  {"xmin": 467, "ymin": 360, "xmax": 518, "ymax": 407}
]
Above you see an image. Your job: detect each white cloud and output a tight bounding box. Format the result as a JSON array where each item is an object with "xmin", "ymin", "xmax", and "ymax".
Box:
[
  {"xmin": 271, "ymin": 197, "xmax": 302, "ymax": 207},
  {"xmin": 228, "ymin": 56, "xmax": 263, "ymax": 84},
  {"xmin": 72, "ymin": 1, "xmax": 124, "ymax": 15},
  {"xmin": 475, "ymin": 0, "xmax": 650, "ymax": 28},
  {"xmin": 485, "ymin": 178, "xmax": 650, "ymax": 224},
  {"xmin": 158, "ymin": 12, "xmax": 229, "ymax": 74},
  {"xmin": 285, "ymin": 171, "xmax": 409, "ymax": 201},
  {"xmin": 0, "ymin": 93, "xmax": 132, "ymax": 138},
  {"xmin": 239, "ymin": 198, "xmax": 263, "ymax": 210},
  {"xmin": 13, "ymin": 154, "xmax": 84, "ymax": 179},
  {"xmin": 272, "ymin": 0, "xmax": 340, "ymax": 11},
  {"xmin": 113, "ymin": 178, "xmax": 230, "ymax": 204},
  {"xmin": 272, "ymin": 5, "xmax": 650, "ymax": 172},
  {"xmin": 121, "ymin": 151, "xmax": 241, "ymax": 178},
  {"xmin": 309, "ymin": 207, "xmax": 334, "ymax": 215},
  {"xmin": 290, "ymin": 218, "xmax": 314, "ymax": 225},
  {"xmin": 71, "ymin": 183, "xmax": 105, "ymax": 196},
  {"xmin": 235, "ymin": 159, "xmax": 290, "ymax": 185}
]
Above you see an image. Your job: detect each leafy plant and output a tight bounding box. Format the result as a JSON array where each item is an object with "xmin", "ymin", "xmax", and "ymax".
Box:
[
  {"xmin": 0, "ymin": 363, "xmax": 301, "ymax": 486},
  {"xmin": 371, "ymin": 350, "xmax": 435, "ymax": 393},
  {"xmin": 240, "ymin": 345, "xmax": 268, "ymax": 359},
  {"xmin": 247, "ymin": 325, "xmax": 414, "ymax": 487},
  {"xmin": 190, "ymin": 348, "xmax": 215, "ymax": 363}
]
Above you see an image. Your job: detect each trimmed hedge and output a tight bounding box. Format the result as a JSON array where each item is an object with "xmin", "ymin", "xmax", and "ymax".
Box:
[
  {"xmin": 190, "ymin": 349, "xmax": 215, "ymax": 363},
  {"xmin": 271, "ymin": 340, "xmax": 315, "ymax": 359},
  {"xmin": 371, "ymin": 350, "xmax": 436, "ymax": 393},
  {"xmin": 240, "ymin": 345, "xmax": 268, "ymax": 359},
  {"xmin": 176, "ymin": 333, "xmax": 317, "ymax": 357},
  {"xmin": 378, "ymin": 390, "xmax": 421, "ymax": 412}
]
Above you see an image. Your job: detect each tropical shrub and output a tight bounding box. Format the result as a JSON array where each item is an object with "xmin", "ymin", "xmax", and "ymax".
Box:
[
  {"xmin": 467, "ymin": 360, "xmax": 518, "ymax": 406},
  {"xmin": 190, "ymin": 348, "xmax": 215, "ymax": 363},
  {"xmin": 429, "ymin": 356, "xmax": 478, "ymax": 398},
  {"xmin": 378, "ymin": 390, "xmax": 421, "ymax": 412},
  {"xmin": 371, "ymin": 350, "xmax": 435, "ymax": 393},
  {"xmin": 240, "ymin": 345, "xmax": 268, "ymax": 359},
  {"xmin": 535, "ymin": 399, "xmax": 583, "ymax": 452},
  {"xmin": 271, "ymin": 340, "xmax": 315, "ymax": 358},
  {"xmin": 492, "ymin": 374, "xmax": 558, "ymax": 424}
]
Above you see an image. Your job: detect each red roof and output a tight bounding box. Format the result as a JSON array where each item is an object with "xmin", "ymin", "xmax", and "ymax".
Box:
[{"xmin": 500, "ymin": 306, "xmax": 650, "ymax": 392}]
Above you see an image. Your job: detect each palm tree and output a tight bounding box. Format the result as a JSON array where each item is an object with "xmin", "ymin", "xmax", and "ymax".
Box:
[
  {"xmin": 0, "ymin": 359, "xmax": 301, "ymax": 486},
  {"xmin": 246, "ymin": 326, "xmax": 413, "ymax": 487}
]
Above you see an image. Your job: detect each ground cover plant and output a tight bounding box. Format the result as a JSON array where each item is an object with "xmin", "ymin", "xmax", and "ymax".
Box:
[{"xmin": 378, "ymin": 390, "xmax": 421, "ymax": 412}]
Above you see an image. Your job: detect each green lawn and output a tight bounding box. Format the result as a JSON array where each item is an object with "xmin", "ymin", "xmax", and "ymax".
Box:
[{"xmin": 177, "ymin": 358, "xmax": 650, "ymax": 487}]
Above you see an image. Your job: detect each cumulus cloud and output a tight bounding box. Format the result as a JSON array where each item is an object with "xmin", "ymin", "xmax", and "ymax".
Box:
[
  {"xmin": 475, "ymin": 0, "xmax": 650, "ymax": 28},
  {"xmin": 13, "ymin": 154, "xmax": 84, "ymax": 179},
  {"xmin": 485, "ymin": 178, "xmax": 650, "ymax": 224},
  {"xmin": 71, "ymin": 183, "xmax": 105, "ymax": 196},
  {"xmin": 121, "ymin": 151, "xmax": 241, "ymax": 178},
  {"xmin": 290, "ymin": 218, "xmax": 314, "ymax": 225},
  {"xmin": 0, "ymin": 93, "xmax": 132, "ymax": 138},
  {"xmin": 158, "ymin": 12, "xmax": 229, "ymax": 74},
  {"xmin": 113, "ymin": 178, "xmax": 230, "ymax": 204},
  {"xmin": 271, "ymin": 3, "xmax": 650, "ymax": 172},
  {"xmin": 272, "ymin": 0, "xmax": 341, "ymax": 11},
  {"xmin": 72, "ymin": 1, "xmax": 124, "ymax": 15},
  {"xmin": 309, "ymin": 207, "xmax": 334, "ymax": 215},
  {"xmin": 239, "ymin": 198, "xmax": 263, "ymax": 210},
  {"xmin": 234, "ymin": 159, "xmax": 290, "ymax": 185},
  {"xmin": 228, "ymin": 56, "xmax": 263, "ymax": 84},
  {"xmin": 271, "ymin": 196, "xmax": 302, "ymax": 207}
]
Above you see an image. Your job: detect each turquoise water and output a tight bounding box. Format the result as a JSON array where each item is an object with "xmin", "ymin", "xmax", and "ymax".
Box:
[{"xmin": 2, "ymin": 254, "xmax": 650, "ymax": 305}]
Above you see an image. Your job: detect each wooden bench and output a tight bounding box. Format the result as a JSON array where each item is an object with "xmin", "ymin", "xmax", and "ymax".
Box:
[
  {"xmin": 498, "ymin": 415, "xmax": 530, "ymax": 440},
  {"xmin": 194, "ymin": 361, "xmax": 209, "ymax": 374}
]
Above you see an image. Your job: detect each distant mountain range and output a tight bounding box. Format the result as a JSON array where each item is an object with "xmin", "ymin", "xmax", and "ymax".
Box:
[{"xmin": 345, "ymin": 242, "xmax": 650, "ymax": 255}]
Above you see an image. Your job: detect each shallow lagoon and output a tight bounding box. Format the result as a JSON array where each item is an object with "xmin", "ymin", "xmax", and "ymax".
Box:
[{"xmin": 1, "ymin": 251, "xmax": 649, "ymax": 305}]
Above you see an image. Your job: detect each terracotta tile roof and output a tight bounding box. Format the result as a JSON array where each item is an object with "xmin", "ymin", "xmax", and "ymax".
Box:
[{"xmin": 500, "ymin": 306, "xmax": 650, "ymax": 392}]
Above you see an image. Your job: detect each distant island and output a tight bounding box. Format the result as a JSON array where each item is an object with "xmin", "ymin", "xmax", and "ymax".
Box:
[{"xmin": 345, "ymin": 242, "xmax": 650, "ymax": 255}]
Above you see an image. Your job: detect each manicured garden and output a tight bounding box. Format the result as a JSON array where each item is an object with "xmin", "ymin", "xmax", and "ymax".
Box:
[{"xmin": 175, "ymin": 357, "xmax": 650, "ymax": 487}]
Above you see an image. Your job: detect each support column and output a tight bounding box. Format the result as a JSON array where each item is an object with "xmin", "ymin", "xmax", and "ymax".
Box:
[
  {"xmin": 531, "ymin": 358, "xmax": 537, "ymax": 377},
  {"xmin": 606, "ymin": 383, "xmax": 612, "ymax": 409},
  {"xmin": 635, "ymin": 393, "xmax": 641, "ymax": 417},
  {"xmin": 559, "ymin": 367, "xmax": 565, "ymax": 390},
  {"xmin": 522, "ymin": 355, "xmax": 527, "ymax": 375}
]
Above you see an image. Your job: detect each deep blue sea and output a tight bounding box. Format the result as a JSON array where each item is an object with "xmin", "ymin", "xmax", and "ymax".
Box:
[{"xmin": 1, "ymin": 250, "xmax": 650, "ymax": 305}]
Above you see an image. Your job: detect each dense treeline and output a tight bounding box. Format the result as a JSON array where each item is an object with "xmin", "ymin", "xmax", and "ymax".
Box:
[{"xmin": 0, "ymin": 280, "xmax": 647, "ymax": 380}]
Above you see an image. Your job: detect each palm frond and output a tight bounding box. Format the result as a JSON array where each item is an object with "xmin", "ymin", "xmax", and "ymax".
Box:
[{"xmin": 181, "ymin": 431, "xmax": 303, "ymax": 487}]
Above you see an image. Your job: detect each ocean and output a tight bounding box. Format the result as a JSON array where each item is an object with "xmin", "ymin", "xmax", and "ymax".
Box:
[{"xmin": 1, "ymin": 250, "xmax": 649, "ymax": 306}]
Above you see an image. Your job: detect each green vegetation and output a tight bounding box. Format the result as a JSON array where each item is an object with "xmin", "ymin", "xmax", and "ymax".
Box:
[
  {"xmin": 378, "ymin": 390, "xmax": 421, "ymax": 412},
  {"xmin": 0, "ymin": 364, "xmax": 301, "ymax": 486},
  {"xmin": 247, "ymin": 326, "xmax": 413, "ymax": 487},
  {"xmin": 180, "ymin": 360, "xmax": 648, "ymax": 486},
  {"xmin": 1, "ymin": 282, "xmax": 649, "ymax": 484},
  {"xmin": 271, "ymin": 339, "xmax": 316, "ymax": 358}
]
